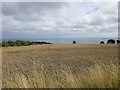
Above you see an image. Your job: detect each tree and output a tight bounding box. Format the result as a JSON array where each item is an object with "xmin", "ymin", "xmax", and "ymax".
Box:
[
  {"xmin": 15, "ymin": 40, "xmax": 22, "ymax": 46},
  {"xmin": 21, "ymin": 41, "xmax": 30, "ymax": 46},
  {"xmin": 116, "ymin": 40, "xmax": 120, "ymax": 44},
  {"xmin": 73, "ymin": 41, "xmax": 76, "ymax": 44},
  {"xmin": 2, "ymin": 42, "xmax": 10, "ymax": 47},
  {"xmin": 0, "ymin": 42, "xmax": 2, "ymax": 47},
  {"xmin": 46, "ymin": 42, "xmax": 52, "ymax": 44},
  {"xmin": 100, "ymin": 41, "xmax": 105, "ymax": 44},
  {"xmin": 2, "ymin": 40, "xmax": 52, "ymax": 47},
  {"xmin": 107, "ymin": 39, "xmax": 115, "ymax": 44},
  {"xmin": 7, "ymin": 41, "xmax": 16, "ymax": 46},
  {"xmin": 31, "ymin": 41, "xmax": 38, "ymax": 45},
  {"xmin": 26, "ymin": 41, "xmax": 32, "ymax": 45}
]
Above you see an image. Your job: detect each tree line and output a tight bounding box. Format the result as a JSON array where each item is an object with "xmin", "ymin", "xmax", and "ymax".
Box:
[
  {"xmin": 100, "ymin": 39, "xmax": 120, "ymax": 44},
  {"xmin": 2, "ymin": 40, "xmax": 52, "ymax": 47}
]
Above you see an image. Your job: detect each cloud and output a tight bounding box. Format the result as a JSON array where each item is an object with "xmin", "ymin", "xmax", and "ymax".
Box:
[{"xmin": 2, "ymin": 2, "xmax": 118, "ymax": 39}]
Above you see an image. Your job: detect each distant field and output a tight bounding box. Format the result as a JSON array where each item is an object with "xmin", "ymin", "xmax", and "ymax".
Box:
[{"xmin": 2, "ymin": 44, "xmax": 119, "ymax": 88}]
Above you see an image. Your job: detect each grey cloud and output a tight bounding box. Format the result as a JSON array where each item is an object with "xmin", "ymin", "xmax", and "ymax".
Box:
[
  {"xmin": 2, "ymin": 2, "xmax": 67, "ymax": 15},
  {"xmin": 2, "ymin": 2, "xmax": 118, "ymax": 39},
  {"xmin": 2, "ymin": 2, "xmax": 68, "ymax": 21}
]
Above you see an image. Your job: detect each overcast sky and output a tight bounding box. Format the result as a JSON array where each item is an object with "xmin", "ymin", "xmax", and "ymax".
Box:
[{"xmin": 2, "ymin": 2, "xmax": 118, "ymax": 39}]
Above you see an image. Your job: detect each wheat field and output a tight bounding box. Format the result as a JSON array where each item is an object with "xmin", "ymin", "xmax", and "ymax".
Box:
[{"xmin": 2, "ymin": 44, "xmax": 119, "ymax": 88}]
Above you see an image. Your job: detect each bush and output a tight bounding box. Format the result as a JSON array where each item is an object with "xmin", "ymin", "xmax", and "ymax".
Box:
[
  {"xmin": 21, "ymin": 41, "xmax": 30, "ymax": 46},
  {"xmin": 27, "ymin": 41, "xmax": 32, "ymax": 45},
  {"xmin": 0, "ymin": 42, "xmax": 2, "ymax": 47},
  {"xmin": 15, "ymin": 40, "xmax": 22, "ymax": 46},
  {"xmin": 2, "ymin": 40, "xmax": 52, "ymax": 47},
  {"xmin": 2, "ymin": 42, "xmax": 10, "ymax": 47},
  {"xmin": 7, "ymin": 41, "xmax": 16, "ymax": 46}
]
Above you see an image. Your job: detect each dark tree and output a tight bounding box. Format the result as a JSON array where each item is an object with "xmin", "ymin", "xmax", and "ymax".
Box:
[
  {"xmin": 100, "ymin": 41, "xmax": 105, "ymax": 44},
  {"xmin": 116, "ymin": 40, "xmax": 120, "ymax": 44},
  {"xmin": 73, "ymin": 41, "xmax": 76, "ymax": 44},
  {"xmin": 7, "ymin": 40, "xmax": 16, "ymax": 46},
  {"xmin": 107, "ymin": 39, "xmax": 115, "ymax": 44}
]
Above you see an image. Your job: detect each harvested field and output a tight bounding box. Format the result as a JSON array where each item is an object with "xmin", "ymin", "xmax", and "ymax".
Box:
[{"xmin": 2, "ymin": 44, "xmax": 119, "ymax": 88}]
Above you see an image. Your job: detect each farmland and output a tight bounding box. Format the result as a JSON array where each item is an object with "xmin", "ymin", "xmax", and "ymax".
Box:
[{"xmin": 2, "ymin": 44, "xmax": 119, "ymax": 88}]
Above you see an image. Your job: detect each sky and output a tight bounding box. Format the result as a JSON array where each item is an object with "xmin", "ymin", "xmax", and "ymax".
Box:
[{"xmin": 2, "ymin": 2, "xmax": 118, "ymax": 39}]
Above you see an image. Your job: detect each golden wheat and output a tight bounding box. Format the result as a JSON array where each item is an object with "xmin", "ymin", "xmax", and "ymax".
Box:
[{"xmin": 2, "ymin": 44, "xmax": 119, "ymax": 88}]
